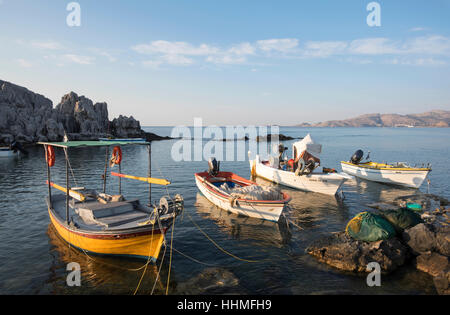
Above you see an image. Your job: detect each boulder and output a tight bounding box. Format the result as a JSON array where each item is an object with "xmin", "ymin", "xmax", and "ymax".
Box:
[
  {"xmin": 416, "ymin": 252, "xmax": 449, "ymax": 277},
  {"xmin": 433, "ymin": 268, "xmax": 450, "ymax": 295},
  {"xmin": 306, "ymin": 232, "xmax": 407, "ymax": 273},
  {"xmin": 402, "ymin": 223, "xmax": 436, "ymax": 255},
  {"xmin": 436, "ymin": 226, "xmax": 450, "ymax": 257},
  {"xmin": 175, "ymin": 267, "xmax": 240, "ymax": 294}
]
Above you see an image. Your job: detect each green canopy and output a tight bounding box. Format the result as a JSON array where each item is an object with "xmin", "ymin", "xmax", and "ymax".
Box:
[{"xmin": 38, "ymin": 140, "xmax": 149, "ymax": 148}]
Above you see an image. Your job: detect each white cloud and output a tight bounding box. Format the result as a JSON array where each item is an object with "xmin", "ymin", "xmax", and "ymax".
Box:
[
  {"xmin": 228, "ymin": 42, "xmax": 256, "ymax": 56},
  {"xmin": 256, "ymin": 38, "xmax": 299, "ymax": 52},
  {"xmin": 404, "ymin": 35, "xmax": 450, "ymax": 55},
  {"xmin": 206, "ymin": 55, "xmax": 246, "ymax": 64},
  {"xmin": 132, "ymin": 40, "xmax": 218, "ymax": 56},
  {"xmin": 90, "ymin": 48, "xmax": 117, "ymax": 62},
  {"xmin": 16, "ymin": 59, "xmax": 32, "ymax": 68},
  {"xmin": 303, "ymin": 41, "xmax": 348, "ymax": 57},
  {"xmin": 63, "ymin": 54, "xmax": 94, "ymax": 65},
  {"xmin": 385, "ymin": 57, "xmax": 447, "ymax": 66},
  {"xmin": 349, "ymin": 38, "xmax": 400, "ymax": 55},
  {"xmin": 131, "ymin": 35, "xmax": 450, "ymax": 68},
  {"xmin": 31, "ymin": 40, "xmax": 64, "ymax": 50}
]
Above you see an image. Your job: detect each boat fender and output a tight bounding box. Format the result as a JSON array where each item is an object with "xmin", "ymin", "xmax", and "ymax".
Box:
[
  {"xmin": 110, "ymin": 146, "xmax": 122, "ymax": 167},
  {"xmin": 230, "ymin": 197, "xmax": 238, "ymax": 208},
  {"xmin": 45, "ymin": 145, "xmax": 56, "ymax": 167},
  {"xmin": 295, "ymin": 157, "xmax": 306, "ymax": 176}
]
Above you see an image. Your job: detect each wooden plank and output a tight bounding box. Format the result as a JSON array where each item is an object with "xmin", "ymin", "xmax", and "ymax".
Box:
[
  {"xmin": 46, "ymin": 181, "xmax": 86, "ymax": 201},
  {"xmin": 110, "ymin": 172, "xmax": 171, "ymax": 186}
]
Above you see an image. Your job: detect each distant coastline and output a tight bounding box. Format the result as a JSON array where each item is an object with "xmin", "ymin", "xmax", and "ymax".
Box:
[{"xmin": 296, "ymin": 110, "xmax": 450, "ymax": 128}]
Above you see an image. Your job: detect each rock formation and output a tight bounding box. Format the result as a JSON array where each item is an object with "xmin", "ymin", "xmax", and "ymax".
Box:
[
  {"xmin": 307, "ymin": 193, "xmax": 450, "ymax": 294},
  {"xmin": 0, "ymin": 79, "xmax": 171, "ymax": 144}
]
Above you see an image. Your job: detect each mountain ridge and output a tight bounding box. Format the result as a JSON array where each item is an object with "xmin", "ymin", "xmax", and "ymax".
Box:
[{"xmin": 297, "ymin": 110, "xmax": 450, "ymax": 127}]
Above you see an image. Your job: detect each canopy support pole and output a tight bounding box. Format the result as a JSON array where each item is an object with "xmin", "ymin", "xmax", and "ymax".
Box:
[
  {"xmin": 103, "ymin": 146, "xmax": 109, "ymax": 193},
  {"xmin": 148, "ymin": 143, "xmax": 151, "ymax": 206},
  {"xmin": 118, "ymin": 163, "xmax": 122, "ymax": 195},
  {"xmin": 64, "ymin": 148, "xmax": 70, "ymax": 224},
  {"xmin": 45, "ymin": 145, "xmax": 52, "ymax": 208}
]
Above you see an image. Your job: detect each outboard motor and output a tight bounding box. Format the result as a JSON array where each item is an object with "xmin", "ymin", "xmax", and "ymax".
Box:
[
  {"xmin": 208, "ymin": 157, "xmax": 220, "ymax": 176},
  {"xmin": 350, "ymin": 149, "xmax": 364, "ymax": 165}
]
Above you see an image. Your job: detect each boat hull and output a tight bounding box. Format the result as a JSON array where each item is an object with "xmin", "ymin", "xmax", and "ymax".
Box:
[
  {"xmin": 340, "ymin": 162, "xmax": 430, "ymax": 189},
  {"xmin": 194, "ymin": 172, "xmax": 288, "ymax": 222},
  {"xmin": 250, "ymin": 155, "xmax": 349, "ymax": 196},
  {"xmin": 0, "ymin": 149, "xmax": 18, "ymax": 158},
  {"xmin": 48, "ymin": 208, "xmax": 166, "ymax": 261}
]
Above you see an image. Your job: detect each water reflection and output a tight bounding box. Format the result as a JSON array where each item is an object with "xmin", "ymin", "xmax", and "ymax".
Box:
[
  {"xmin": 46, "ymin": 224, "xmax": 172, "ymax": 295},
  {"xmin": 195, "ymin": 193, "xmax": 290, "ymax": 246}
]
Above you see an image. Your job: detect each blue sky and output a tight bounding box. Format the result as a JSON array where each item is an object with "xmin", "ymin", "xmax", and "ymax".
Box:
[{"xmin": 0, "ymin": 0, "xmax": 449, "ymax": 125}]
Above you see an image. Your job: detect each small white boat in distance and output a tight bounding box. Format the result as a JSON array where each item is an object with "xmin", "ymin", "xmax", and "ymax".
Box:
[
  {"xmin": 249, "ymin": 134, "xmax": 351, "ymax": 196},
  {"xmin": 195, "ymin": 159, "xmax": 291, "ymax": 222},
  {"xmin": 0, "ymin": 147, "xmax": 18, "ymax": 158},
  {"xmin": 341, "ymin": 150, "xmax": 431, "ymax": 189}
]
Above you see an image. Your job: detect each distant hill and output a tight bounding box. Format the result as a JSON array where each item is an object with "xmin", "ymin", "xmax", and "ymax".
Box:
[{"xmin": 297, "ymin": 110, "xmax": 450, "ymax": 127}]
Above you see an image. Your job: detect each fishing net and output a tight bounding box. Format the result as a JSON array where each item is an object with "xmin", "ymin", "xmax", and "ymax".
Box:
[
  {"xmin": 220, "ymin": 183, "xmax": 282, "ymax": 201},
  {"xmin": 345, "ymin": 212, "xmax": 396, "ymax": 242},
  {"xmin": 379, "ymin": 208, "xmax": 423, "ymax": 233}
]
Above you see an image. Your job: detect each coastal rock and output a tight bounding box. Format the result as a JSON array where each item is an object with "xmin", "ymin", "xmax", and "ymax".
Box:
[
  {"xmin": 256, "ymin": 134, "xmax": 296, "ymax": 142},
  {"xmin": 56, "ymin": 92, "xmax": 109, "ymax": 135},
  {"xmin": 0, "ymin": 79, "xmax": 170, "ymax": 144},
  {"xmin": 415, "ymin": 252, "xmax": 449, "ymax": 277},
  {"xmin": 110, "ymin": 115, "xmax": 142, "ymax": 138},
  {"xmin": 433, "ymin": 269, "xmax": 450, "ymax": 295},
  {"xmin": 306, "ymin": 232, "xmax": 407, "ymax": 273},
  {"xmin": 175, "ymin": 267, "xmax": 240, "ymax": 295},
  {"xmin": 436, "ymin": 226, "xmax": 450, "ymax": 257},
  {"xmin": 393, "ymin": 194, "xmax": 448, "ymax": 212},
  {"xmin": 367, "ymin": 202, "xmax": 401, "ymax": 212},
  {"xmin": 402, "ymin": 223, "xmax": 436, "ymax": 255}
]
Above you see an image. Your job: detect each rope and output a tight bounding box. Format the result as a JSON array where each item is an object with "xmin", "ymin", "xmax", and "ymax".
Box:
[
  {"xmin": 165, "ymin": 212, "xmax": 175, "ymax": 295},
  {"xmin": 169, "ymin": 246, "xmax": 226, "ymax": 267},
  {"xmin": 185, "ymin": 210, "xmax": 261, "ymax": 263},
  {"xmin": 133, "ymin": 209, "xmax": 157, "ymax": 295}
]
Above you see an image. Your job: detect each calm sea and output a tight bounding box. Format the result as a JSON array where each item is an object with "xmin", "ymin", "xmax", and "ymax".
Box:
[{"xmin": 0, "ymin": 127, "xmax": 448, "ymax": 294}]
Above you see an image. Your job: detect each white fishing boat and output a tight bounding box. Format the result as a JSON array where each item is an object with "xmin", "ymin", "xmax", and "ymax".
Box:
[
  {"xmin": 249, "ymin": 134, "xmax": 351, "ymax": 196},
  {"xmin": 0, "ymin": 147, "xmax": 18, "ymax": 158},
  {"xmin": 195, "ymin": 159, "xmax": 291, "ymax": 222},
  {"xmin": 0, "ymin": 142, "xmax": 28, "ymax": 158},
  {"xmin": 340, "ymin": 149, "xmax": 431, "ymax": 188}
]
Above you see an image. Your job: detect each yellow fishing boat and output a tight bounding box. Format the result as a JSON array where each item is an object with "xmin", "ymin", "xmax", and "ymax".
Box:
[{"xmin": 38, "ymin": 140, "xmax": 183, "ymax": 261}]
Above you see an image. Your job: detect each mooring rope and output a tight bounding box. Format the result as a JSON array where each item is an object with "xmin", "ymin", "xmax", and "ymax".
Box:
[{"xmin": 185, "ymin": 210, "xmax": 262, "ymax": 263}]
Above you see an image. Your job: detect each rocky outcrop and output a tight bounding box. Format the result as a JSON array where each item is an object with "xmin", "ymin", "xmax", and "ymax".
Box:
[
  {"xmin": 0, "ymin": 79, "xmax": 171, "ymax": 144},
  {"xmin": 307, "ymin": 193, "xmax": 450, "ymax": 294},
  {"xmin": 256, "ymin": 134, "xmax": 297, "ymax": 142},
  {"xmin": 55, "ymin": 92, "xmax": 109, "ymax": 136},
  {"xmin": 0, "ymin": 80, "xmax": 64, "ymax": 144},
  {"xmin": 110, "ymin": 115, "xmax": 142, "ymax": 138},
  {"xmin": 306, "ymin": 232, "xmax": 408, "ymax": 273}
]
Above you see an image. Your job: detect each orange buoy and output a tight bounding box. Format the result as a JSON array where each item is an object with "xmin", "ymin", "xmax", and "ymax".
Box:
[
  {"xmin": 46, "ymin": 145, "xmax": 55, "ymax": 167},
  {"xmin": 110, "ymin": 146, "xmax": 122, "ymax": 165}
]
